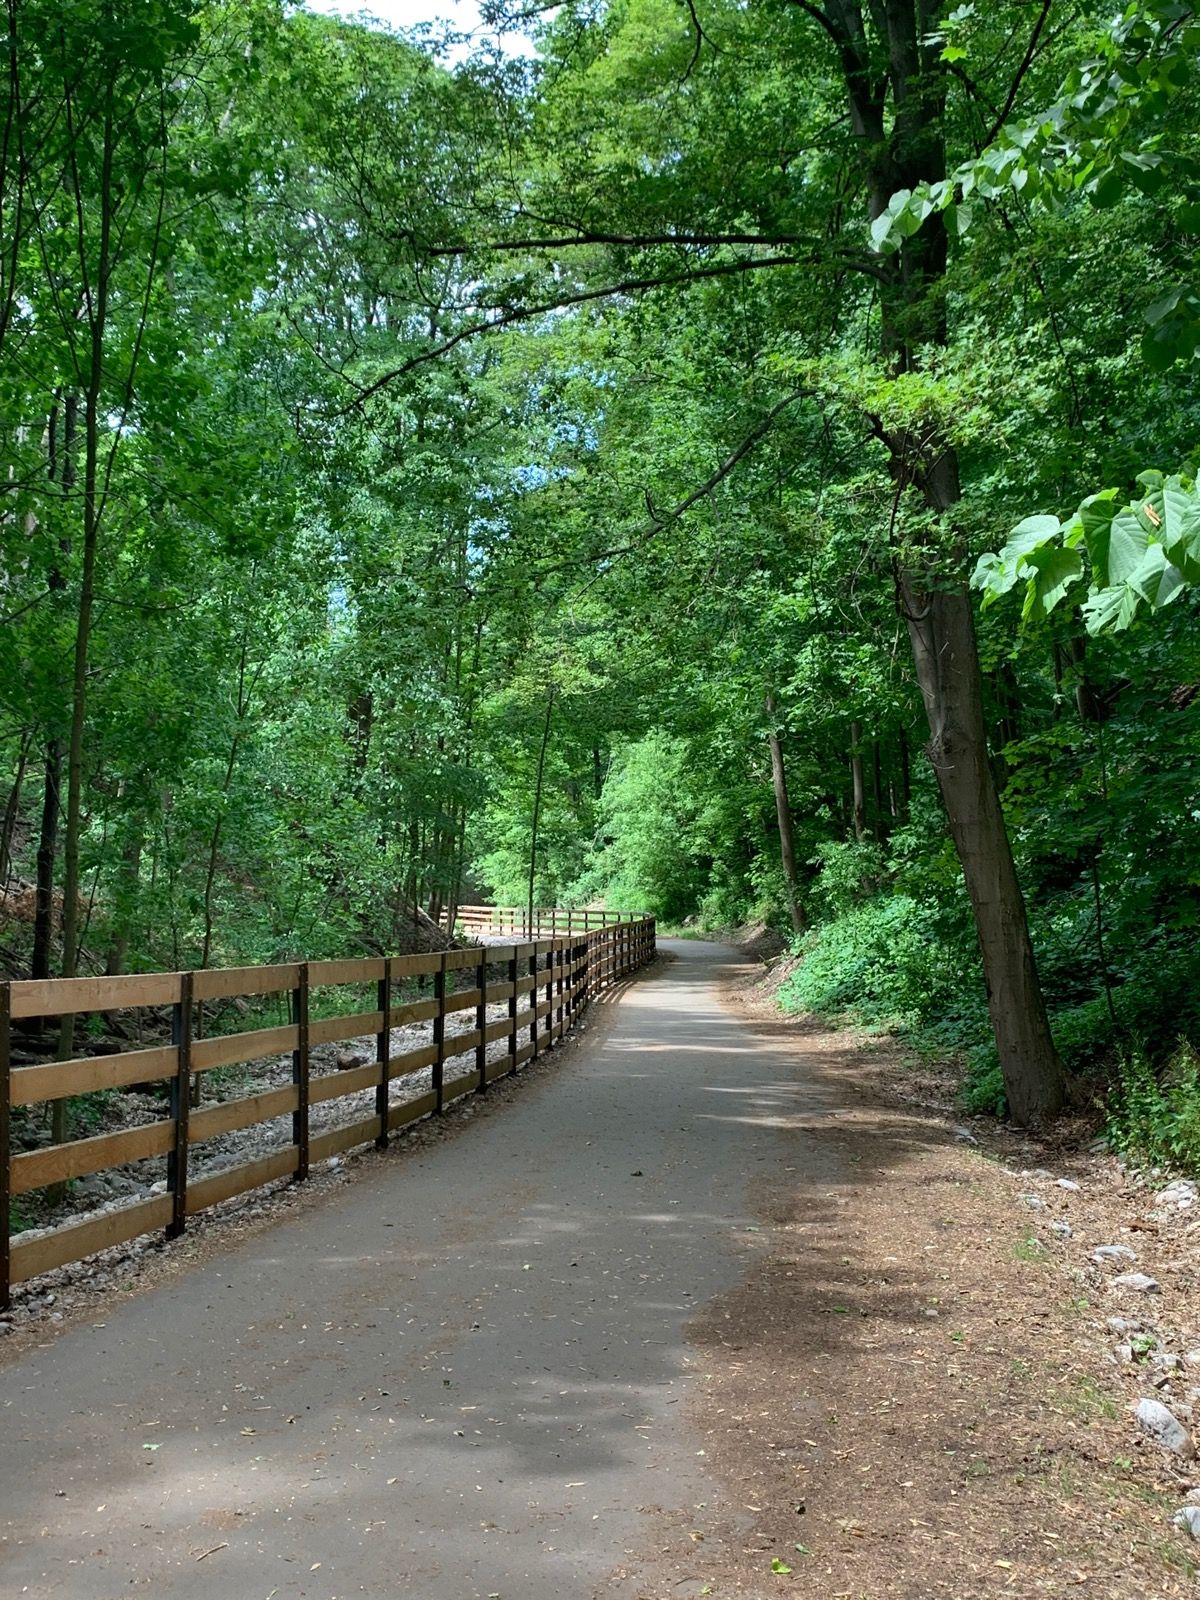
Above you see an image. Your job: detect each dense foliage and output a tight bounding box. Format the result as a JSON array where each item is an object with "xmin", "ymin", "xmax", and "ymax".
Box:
[{"xmin": 2, "ymin": 0, "xmax": 1199, "ymax": 1140}]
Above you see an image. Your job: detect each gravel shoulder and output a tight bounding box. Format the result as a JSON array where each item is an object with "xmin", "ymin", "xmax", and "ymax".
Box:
[{"xmin": 652, "ymin": 964, "xmax": 1200, "ymax": 1599}]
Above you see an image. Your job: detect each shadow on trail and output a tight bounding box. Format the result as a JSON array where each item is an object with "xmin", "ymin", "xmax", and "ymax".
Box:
[{"xmin": 0, "ymin": 938, "xmax": 966, "ymax": 1600}]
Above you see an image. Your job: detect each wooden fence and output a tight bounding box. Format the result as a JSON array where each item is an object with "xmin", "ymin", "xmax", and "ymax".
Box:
[
  {"xmin": 0, "ymin": 914, "xmax": 656, "ymax": 1307},
  {"xmin": 453, "ymin": 904, "xmax": 640, "ymax": 938}
]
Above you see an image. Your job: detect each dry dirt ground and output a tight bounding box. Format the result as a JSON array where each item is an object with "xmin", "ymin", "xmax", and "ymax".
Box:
[
  {"xmin": 5, "ymin": 948, "xmax": 1200, "ymax": 1600},
  {"xmin": 649, "ymin": 962, "xmax": 1200, "ymax": 1600}
]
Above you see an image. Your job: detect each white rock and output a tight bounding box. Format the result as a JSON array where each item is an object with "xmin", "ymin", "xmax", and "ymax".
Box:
[
  {"xmin": 1107, "ymin": 1316, "xmax": 1144, "ymax": 1334},
  {"xmin": 1184, "ymin": 1350, "xmax": 1200, "ymax": 1368},
  {"xmin": 1050, "ymin": 1220, "xmax": 1072, "ymax": 1239},
  {"xmin": 1112, "ymin": 1272, "xmax": 1161, "ymax": 1294},
  {"xmin": 1093, "ymin": 1244, "xmax": 1138, "ymax": 1264},
  {"xmin": 1159, "ymin": 1181, "xmax": 1198, "ymax": 1208},
  {"xmin": 1056, "ymin": 1178, "xmax": 1081, "ymax": 1192},
  {"xmin": 1022, "ymin": 1193, "xmax": 1046, "ymax": 1212},
  {"xmin": 1135, "ymin": 1398, "xmax": 1195, "ymax": 1456},
  {"xmin": 1175, "ymin": 1506, "xmax": 1200, "ymax": 1539}
]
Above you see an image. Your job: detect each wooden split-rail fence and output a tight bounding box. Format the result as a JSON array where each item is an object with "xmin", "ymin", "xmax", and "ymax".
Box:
[{"xmin": 0, "ymin": 912, "xmax": 656, "ymax": 1308}]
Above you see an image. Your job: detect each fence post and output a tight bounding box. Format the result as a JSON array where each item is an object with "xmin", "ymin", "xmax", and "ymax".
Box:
[
  {"xmin": 167, "ymin": 971, "xmax": 193, "ymax": 1240},
  {"xmin": 549, "ymin": 944, "xmax": 559, "ymax": 1041},
  {"xmin": 476, "ymin": 947, "xmax": 488, "ymax": 1093},
  {"xmin": 1, "ymin": 981, "xmax": 11, "ymax": 1311},
  {"xmin": 508, "ymin": 948, "xmax": 519, "ymax": 1076},
  {"xmin": 292, "ymin": 963, "xmax": 310, "ymax": 1182},
  {"xmin": 433, "ymin": 951, "xmax": 447, "ymax": 1113},
  {"xmin": 376, "ymin": 958, "xmax": 391, "ymax": 1149},
  {"xmin": 529, "ymin": 950, "xmax": 539, "ymax": 1060}
]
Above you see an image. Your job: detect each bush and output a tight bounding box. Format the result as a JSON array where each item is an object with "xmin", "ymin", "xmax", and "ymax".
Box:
[
  {"xmin": 778, "ymin": 893, "xmax": 982, "ymax": 1032},
  {"xmin": 1107, "ymin": 1044, "xmax": 1200, "ymax": 1174}
]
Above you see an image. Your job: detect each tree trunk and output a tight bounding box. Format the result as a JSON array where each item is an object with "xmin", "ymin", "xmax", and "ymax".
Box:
[
  {"xmin": 900, "ymin": 572, "xmax": 1067, "ymax": 1124},
  {"xmin": 821, "ymin": 0, "xmax": 1067, "ymax": 1123},
  {"xmin": 528, "ymin": 689, "xmax": 555, "ymax": 931},
  {"xmin": 31, "ymin": 740, "xmax": 61, "ymax": 985},
  {"xmin": 849, "ymin": 720, "xmax": 867, "ymax": 842},
  {"xmin": 765, "ymin": 693, "xmax": 805, "ymax": 933},
  {"xmin": 0, "ymin": 729, "xmax": 31, "ymax": 885}
]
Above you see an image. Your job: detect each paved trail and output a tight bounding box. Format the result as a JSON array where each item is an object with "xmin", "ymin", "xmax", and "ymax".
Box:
[{"xmin": 1, "ymin": 941, "xmax": 836, "ymax": 1599}]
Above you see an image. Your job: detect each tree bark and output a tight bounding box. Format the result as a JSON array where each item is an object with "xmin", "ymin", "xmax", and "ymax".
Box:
[
  {"xmin": 823, "ymin": 0, "xmax": 1067, "ymax": 1122},
  {"xmin": 849, "ymin": 720, "xmax": 867, "ymax": 842},
  {"xmin": 900, "ymin": 571, "xmax": 1066, "ymax": 1124},
  {"xmin": 0, "ymin": 728, "xmax": 31, "ymax": 885},
  {"xmin": 765, "ymin": 694, "xmax": 805, "ymax": 933},
  {"xmin": 31, "ymin": 740, "xmax": 60, "ymax": 985}
]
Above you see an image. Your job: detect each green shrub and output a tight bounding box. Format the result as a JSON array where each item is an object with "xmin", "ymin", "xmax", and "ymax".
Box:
[
  {"xmin": 778, "ymin": 893, "xmax": 982, "ymax": 1032},
  {"xmin": 1107, "ymin": 1044, "xmax": 1200, "ymax": 1174}
]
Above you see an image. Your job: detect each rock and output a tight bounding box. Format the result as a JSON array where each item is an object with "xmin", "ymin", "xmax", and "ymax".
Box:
[
  {"xmin": 1022, "ymin": 1168, "xmax": 1054, "ymax": 1181},
  {"xmin": 952, "ymin": 1125, "xmax": 979, "ymax": 1145},
  {"xmin": 1184, "ymin": 1350, "xmax": 1200, "ymax": 1368},
  {"xmin": 1135, "ymin": 1398, "xmax": 1195, "ymax": 1456},
  {"xmin": 1153, "ymin": 1353, "xmax": 1184, "ymax": 1373},
  {"xmin": 1111, "ymin": 1272, "xmax": 1161, "ymax": 1294},
  {"xmin": 1021, "ymin": 1193, "xmax": 1046, "ymax": 1212},
  {"xmin": 1088, "ymin": 1136, "xmax": 1109, "ymax": 1155},
  {"xmin": 1174, "ymin": 1506, "xmax": 1200, "ymax": 1539},
  {"xmin": 336, "ymin": 1052, "xmax": 368, "ymax": 1071},
  {"xmin": 1050, "ymin": 1220, "xmax": 1072, "ymax": 1239},
  {"xmin": 1115, "ymin": 1344, "xmax": 1134, "ymax": 1363},
  {"xmin": 1159, "ymin": 1180, "xmax": 1198, "ymax": 1207},
  {"xmin": 1093, "ymin": 1245, "xmax": 1138, "ymax": 1264},
  {"xmin": 1107, "ymin": 1316, "xmax": 1144, "ymax": 1334},
  {"xmin": 1056, "ymin": 1178, "xmax": 1082, "ymax": 1192}
]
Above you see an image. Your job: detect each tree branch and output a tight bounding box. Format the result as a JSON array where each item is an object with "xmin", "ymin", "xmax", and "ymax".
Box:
[
  {"xmin": 345, "ymin": 253, "xmax": 810, "ymax": 408},
  {"xmin": 985, "ymin": 0, "xmax": 1053, "ymax": 145}
]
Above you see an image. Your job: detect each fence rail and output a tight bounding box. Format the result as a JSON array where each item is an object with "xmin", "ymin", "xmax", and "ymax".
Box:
[
  {"xmin": 0, "ymin": 914, "xmax": 656, "ymax": 1307},
  {"xmin": 454, "ymin": 904, "xmax": 638, "ymax": 938}
]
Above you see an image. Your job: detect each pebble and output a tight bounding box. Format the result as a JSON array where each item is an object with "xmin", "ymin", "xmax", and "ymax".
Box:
[
  {"xmin": 1049, "ymin": 1220, "xmax": 1072, "ymax": 1239},
  {"xmin": 1158, "ymin": 1180, "xmax": 1198, "ymax": 1208},
  {"xmin": 1107, "ymin": 1316, "xmax": 1144, "ymax": 1334},
  {"xmin": 1185, "ymin": 1350, "xmax": 1200, "ymax": 1368},
  {"xmin": 1111, "ymin": 1272, "xmax": 1161, "ymax": 1295},
  {"xmin": 1021, "ymin": 1193, "xmax": 1046, "ymax": 1212},
  {"xmin": 1093, "ymin": 1245, "xmax": 1138, "ymax": 1264},
  {"xmin": 1135, "ymin": 1398, "xmax": 1195, "ymax": 1456},
  {"xmin": 1055, "ymin": 1178, "xmax": 1081, "ymax": 1192}
]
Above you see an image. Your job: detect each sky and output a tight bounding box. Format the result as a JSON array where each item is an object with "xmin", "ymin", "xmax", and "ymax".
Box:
[{"xmin": 302, "ymin": 0, "xmax": 534, "ymax": 58}]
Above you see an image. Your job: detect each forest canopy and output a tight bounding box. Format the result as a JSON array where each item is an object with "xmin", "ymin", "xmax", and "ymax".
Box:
[{"xmin": 2, "ymin": 0, "xmax": 1199, "ymax": 1135}]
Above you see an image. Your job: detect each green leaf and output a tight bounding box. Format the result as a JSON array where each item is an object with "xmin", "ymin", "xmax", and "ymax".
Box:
[{"xmin": 1022, "ymin": 544, "xmax": 1083, "ymax": 619}]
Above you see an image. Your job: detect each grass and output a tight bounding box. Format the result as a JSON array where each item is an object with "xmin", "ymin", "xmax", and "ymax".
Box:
[{"xmin": 1012, "ymin": 1233, "xmax": 1048, "ymax": 1264}]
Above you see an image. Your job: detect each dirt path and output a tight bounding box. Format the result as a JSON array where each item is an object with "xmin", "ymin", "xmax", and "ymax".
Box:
[{"xmin": 0, "ymin": 941, "xmax": 1194, "ymax": 1599}]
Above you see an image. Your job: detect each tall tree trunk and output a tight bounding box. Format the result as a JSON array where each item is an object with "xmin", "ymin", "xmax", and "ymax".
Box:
[
  {"xmin": 528, "ymin": 689, "xmax": 555, "ymax": 931},
  {"xmin": 0, "ymin": 730, "xmax": 31, "ymax": 884},
  {"xmin": 899, "ymin": 569, "xmax": 1066, "ymax": 1124},
  {"xmin": 31, "ymin": 741, "xmax": 60, "ymax": 985},
  {"xmin": 849, "ymin": 720, "xmax": 867, "ymax": 842},
  {"xmin": 765, "ymin": 693, "xmax": 804, "ymax": 933},
  {"xmin": 823, "ymin": 0, "xmax": 1067, "ymax": 1122},
  {"xmin": 871, "ymin": 733, "xmax": 885, "ymax": 842}
]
